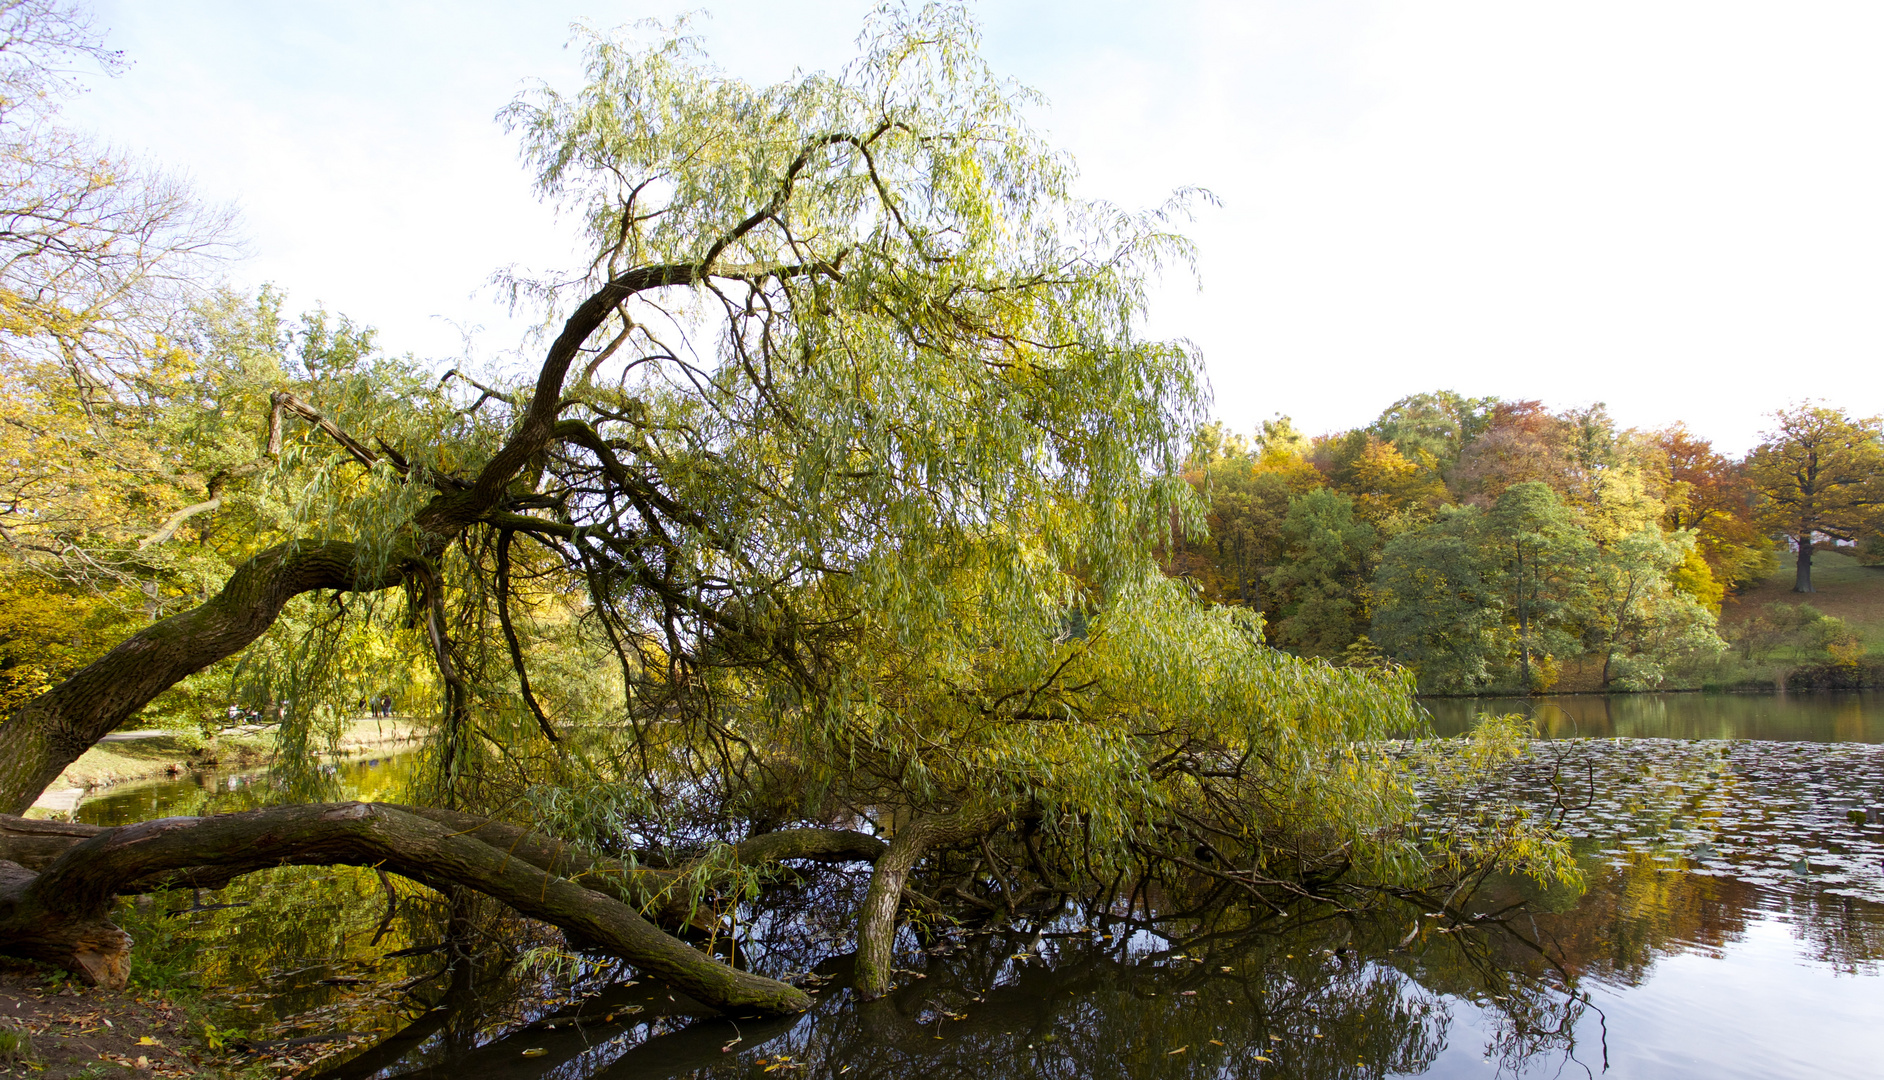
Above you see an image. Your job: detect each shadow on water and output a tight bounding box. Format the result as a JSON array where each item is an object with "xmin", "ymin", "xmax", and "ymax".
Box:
[
  {"xmin": 63, "ymin": 723, "xmax": 1884, "ymax": 1079},
  {"xmin": 1422, "ymin": 690, "xmax": 1884, "ymax": 742}
]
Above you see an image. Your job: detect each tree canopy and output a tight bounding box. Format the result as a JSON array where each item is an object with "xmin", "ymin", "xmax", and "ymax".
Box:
[
  {"xmin": 0, "ymin": 4, "xmax": 1560, "ymax": 1008},
  {"xmin": 1745, "ymin": 403, "xmax": 1884, "ymax": 593}
]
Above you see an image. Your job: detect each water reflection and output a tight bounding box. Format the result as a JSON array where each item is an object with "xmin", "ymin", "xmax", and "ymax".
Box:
[
  {"xmin": 1423, "ymin": 690, "xmax": 1884, "ymax": 742},
  {"xmin": 57, "ymin": 740, "xmax": 1884, "ymax": 1079},
  {"xmin": 344, "ymin": 848, "xmax": 1882, "ymax": 1080},
  {"xmin": 73, "ymin": 751, "xmax": 421, "ymax": 826}
]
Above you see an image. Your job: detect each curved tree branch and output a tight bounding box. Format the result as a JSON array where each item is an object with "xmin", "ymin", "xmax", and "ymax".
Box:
[{"xmin": 0, "ymin": 802, "xmax": 813, "ymax": 1014}]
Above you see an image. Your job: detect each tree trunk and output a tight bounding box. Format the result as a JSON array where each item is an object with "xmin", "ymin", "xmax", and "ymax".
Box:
[
  {"xmin": 1514, "ymin": 541, "xmax": 1531, "ymax": 690},
  {"xmin": 0, "ymin": 261, "xmax": 714, "ymax": 814},
  {"xmin": 386, "ymin": 808, "xmax": 885, "ymax": 931},
  {"xmin": 853, "ymin": 806, "xmax": 1007, "ymax": 999},
  {"xmin": 1794, "ymin": 533, "xmax": 1815, "ymax": 593},
  {"xmin": 0, "ymin": 803, "xmax": 818, "ymax": 1015},
  {"xmin": 0, "ymin": 541, "xmax": 410, "ymax": 814}
]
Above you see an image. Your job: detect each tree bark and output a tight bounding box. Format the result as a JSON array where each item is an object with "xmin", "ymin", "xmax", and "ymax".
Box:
[
  {"xmin": 0, "ymin": 540, "xmax": 407, "ymax": 813},
  {"xmin": 0, "ymin": 260, "xmax": 729, "ymax": 814},
  {"xmin": 1795, "ymin": 532, "xmax": 1815, "ymax": 593},
  {"xmin": 385, "ymin": 808, "xmax": 885, "ymax": 931},
  {"xmin": 0, "ymin": 808, "xmax": 884, "ymax": 927},
  {"xmin": 0, "ymin": 802, "xmax": 816, "ymax": 1014},
  {"xmin": 852, "ymin": 806, "xmax": 1007, "ymax": 1000}
]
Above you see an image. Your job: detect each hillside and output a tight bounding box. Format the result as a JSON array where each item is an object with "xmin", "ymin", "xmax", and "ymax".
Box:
[{"xmin": 1719, "ymin": 550, "xmax": 1884, "ymax": 655}]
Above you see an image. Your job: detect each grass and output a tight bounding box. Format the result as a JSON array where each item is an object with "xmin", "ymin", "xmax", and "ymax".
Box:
[
  {"xmin": 1720, "ymin": 550, "xmax": 1884, "ymax": 654},
  {"xmin": 46, "ymin": 730, "xmax": 269, "ymax": 792},
  {"xmin": 0, "ymin": 1027, "xmax": 33, "ymax": 1065}
]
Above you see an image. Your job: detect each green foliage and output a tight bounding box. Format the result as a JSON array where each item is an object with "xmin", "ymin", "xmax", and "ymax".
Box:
[
  {"xmin": 1406, "ymin": 713, "xmax": 1585, "ymax": 893},
  {"xmin": 1371, "ymin": 485, "xmax": 1724, "ymax": 692},
  {"xmin": 0, "ymin": 1025, "xmax": 33, "ymax": 1064},
  {"xmin": 1366, "ymin": 390, "xmax": 1497, "ymax": 475},
  {"xmin": 1371, "ymin": 506, "xmax": 1505, "ymax": 692},
  {"xmin": 1583, "ymin": 528, "xmax": 1723, "ymax": 689},
  {"xmin": 1484, "ymin": 482, "xmax": 1595, "ymax": 689},
  {"xmin": 1734, "ymin": 602, "xmax": 1864, "ymax": 666},
  {"xmin": 1263, "ymin": 488, "xmax": 1379, "ymax": 656},
  {"xmin": 1861, "ymin": 532, "xmax": 1884, "ymax": 567}
]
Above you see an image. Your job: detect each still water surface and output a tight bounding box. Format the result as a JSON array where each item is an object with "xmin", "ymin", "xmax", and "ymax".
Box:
[
  {"xmin": 70, "ymin": 696, "xmax": 1884, "ymax": 1080},
  {"xmin": 1423, "ymin": 689, "xmax": 1884, "ymax": 742}
]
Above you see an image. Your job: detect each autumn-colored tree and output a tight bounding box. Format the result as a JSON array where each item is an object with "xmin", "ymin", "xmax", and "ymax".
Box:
[
  {"xmin": 1446, "ymin": 400, "xmax": 1567, "ymax": 506},
  {"xmin": 1313, "ymin": 430, "xmax": 1448, "ymax": 527},
  {"xmin": 1650, "ymin": 424, "xmax": 1769, "ymax": 590},
  {"xmin": 1744, "ymin": 404, "xmax": 1884, "ymax": 593},
  {"xmin": 1170, "ymin": 417, "xmax": 1322, "ymax": 608}
]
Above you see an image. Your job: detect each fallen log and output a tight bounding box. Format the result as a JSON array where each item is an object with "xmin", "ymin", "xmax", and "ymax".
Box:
[
  {"xmin": 0, "ymin": 811, "xmax": 886, "ymax": 920},
  {"xmin": 0, "ymin": 802, "xmax": 813, "ymax": 1014},
  {"xmin": 390, "ymin": 806, "xmax": 886, "ymax": 929}
]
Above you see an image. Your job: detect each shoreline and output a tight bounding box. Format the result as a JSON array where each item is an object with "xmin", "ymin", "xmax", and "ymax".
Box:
[{"xmin": 29, "ymin": 717, "xmax": 424, "ymax": 816}]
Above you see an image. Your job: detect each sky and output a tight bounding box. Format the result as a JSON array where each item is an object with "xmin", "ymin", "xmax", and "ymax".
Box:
[{"xmin": 63, "ymin": 1, "xmax": 1884, "ymax": 455}]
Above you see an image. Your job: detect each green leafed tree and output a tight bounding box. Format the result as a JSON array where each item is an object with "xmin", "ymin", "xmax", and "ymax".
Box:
[
  {"xmin": 1482, "ymin": 481, "xmax": 1594, "ymax": 690},
  {"xmin": 1582, "ymin": 528, "xmax": 1724, "ymax": 689},
  {"xmin": 1372, "ymin": 483, "xmax": 1599, "ymax": 693},
  {"xmin": 1369, "ymin": 505, "xmax": 1505, "ymax": 693},
  {"xmin": 1263, "ymin": 487, "xmax": 1379, "ymax": 656},
  {"xmin": 0, "ymin": 5, "xmax": 1571, "ymax": 1007}
]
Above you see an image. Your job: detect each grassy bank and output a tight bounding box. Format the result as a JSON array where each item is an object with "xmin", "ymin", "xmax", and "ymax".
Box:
[
  {"xmin": 32, "ymin": 719, "xmax": 424, "ymax": 815},
  {"xmin": 1517, "ymin": 551, "xmax": 1884, "ymax": 694},
  {"xmin": 1718, "ymin": 550, "xmax": 1884, "ymax": 650}
]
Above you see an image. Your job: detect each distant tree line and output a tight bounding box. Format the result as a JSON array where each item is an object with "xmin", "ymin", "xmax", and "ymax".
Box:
[{"xmin": 1166, "ymin": 394, "xmax": 1884, "ymax": 693}]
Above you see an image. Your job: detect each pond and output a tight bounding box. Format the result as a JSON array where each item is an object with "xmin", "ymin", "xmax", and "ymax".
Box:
[
  {"xmin": 1422, "ymin": 689, "xmax": 1884, "ymax": 742},
  {"xmin": 64, "ymin": 695, "xmax": 1884, "ymax": 1080}
]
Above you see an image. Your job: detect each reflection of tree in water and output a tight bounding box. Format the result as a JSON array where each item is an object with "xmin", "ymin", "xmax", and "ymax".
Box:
[
  {"xmin": 176, "ymin": 736, "xmax": 1883, "ymax": 1078},
  {"xmin": 1472, "ymin": 853, "xmax": 1760, "ymax": 985},
  {"xmin": 1782, "ymin": 892, "xmax": 1884, "ymax": 975},
  {"xmin": 532, "ymin": 886, "xmax": 1610, "ymax": 1080}
]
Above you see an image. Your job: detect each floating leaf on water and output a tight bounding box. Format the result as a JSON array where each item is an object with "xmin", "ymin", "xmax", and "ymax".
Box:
[{"xmin": 521, "ymin": 1048, "xmax": 547, "ymax": 1058}]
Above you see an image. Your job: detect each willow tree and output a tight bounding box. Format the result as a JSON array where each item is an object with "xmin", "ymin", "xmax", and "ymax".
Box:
[{"xmin": 0, "ymin": 6, "xmax": 1554, "ymax": 1012}]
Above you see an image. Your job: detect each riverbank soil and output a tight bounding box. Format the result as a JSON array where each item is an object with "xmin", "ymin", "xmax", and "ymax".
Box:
[{"xmin": 0, "ymin": 959, "xmax": 266, "ymax": 1079}]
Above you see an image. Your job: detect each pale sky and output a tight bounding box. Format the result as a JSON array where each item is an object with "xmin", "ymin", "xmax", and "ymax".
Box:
[{"xmin": 66, "ymin": 1, "xmax": 1884, "ymax": 456}]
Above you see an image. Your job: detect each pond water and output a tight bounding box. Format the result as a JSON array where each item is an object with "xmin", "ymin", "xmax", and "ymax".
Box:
[
  {"xmin": 1422, "ymin": 690, "xmax": 1884, "ymax": 742},
  {"xmin": 65, "ymin": 696, "xmax": 1884, "ymax": 1080}
]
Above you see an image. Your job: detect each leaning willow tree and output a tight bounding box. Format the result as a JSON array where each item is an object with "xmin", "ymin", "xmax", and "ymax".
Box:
[{"xmin": 0, "ymin": 7, "xmax": 1544, "ymax": 1012}]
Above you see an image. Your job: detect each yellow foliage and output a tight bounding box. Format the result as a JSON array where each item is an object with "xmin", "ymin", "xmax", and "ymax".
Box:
[
  {"xmin": 0, "ymin": 572, "xmax": 136, "ymax": 710},
  {"xmin": 1669, "ymin": 543, "xmax": 1725, "ymax": 613}
]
